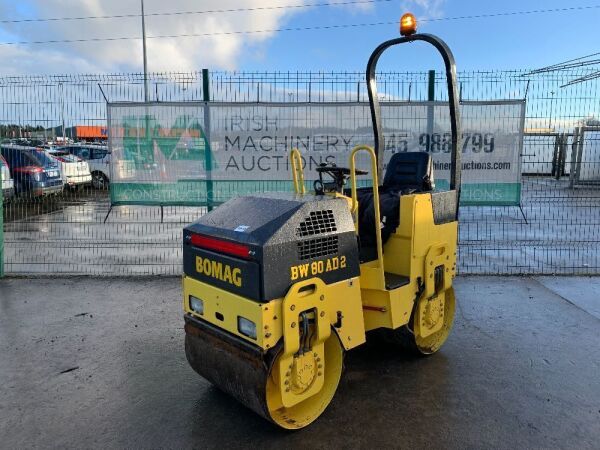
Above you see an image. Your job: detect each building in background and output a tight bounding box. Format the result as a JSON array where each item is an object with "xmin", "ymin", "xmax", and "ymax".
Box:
[{"xmin": 48, "ymin": 125, "xmax": 108, "ymax": 142}]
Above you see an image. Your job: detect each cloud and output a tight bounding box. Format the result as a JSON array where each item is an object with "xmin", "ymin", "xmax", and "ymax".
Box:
[
  {"xmin": 0, "ymin": 44, "xmax": 100, "ymax": 75},
  {"xmin": 0, "ymin": 0, "xmax": 310, "ymax": 74},
  {"xmin": 335, "ymin": 1, "xmax": 377, "ymax": 13},
  {"xmin": 401, "ymin": 0, "xmax": 446, "ymax": 20}
]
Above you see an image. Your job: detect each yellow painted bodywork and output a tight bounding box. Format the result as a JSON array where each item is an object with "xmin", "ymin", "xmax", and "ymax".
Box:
[
  {"xmin": 183, "ymin": 274, "xmax": 365, "ymax": 353},
  {"xmin": 361, "ymin": 192, "xmax": 458, "ymax": 332},
  {"xmin": 183, "ymin": 275, "xmax": 281, "ymax": 350}
]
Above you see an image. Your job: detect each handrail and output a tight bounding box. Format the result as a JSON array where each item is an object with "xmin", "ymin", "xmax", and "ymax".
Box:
[
  {"xmin": 350, "ymin": 145, "xmax": 384, "ymax": 277},
  {"xmin": 289, "ymin": 148, "xmax": 305, "ymax": 194}
]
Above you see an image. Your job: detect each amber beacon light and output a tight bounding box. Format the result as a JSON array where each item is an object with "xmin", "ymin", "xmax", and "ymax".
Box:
[{"xmin": 400, "ymin": 12, "xmax": 417, "ymax": 36}]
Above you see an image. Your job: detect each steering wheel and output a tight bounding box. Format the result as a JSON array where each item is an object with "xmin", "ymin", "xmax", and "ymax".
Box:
[
  {"xmin": 314, "ymin": 163, "xmax": 368, "ymax": 195},
  {"xmin": 315, "ymin": 165, "xmax": 368, "ymax": 176}
]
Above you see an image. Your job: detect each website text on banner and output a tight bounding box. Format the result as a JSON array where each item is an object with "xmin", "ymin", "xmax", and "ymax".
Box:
[{"xmin": 107, "ymin": 100, "xmax": 525, "ymax": 206}]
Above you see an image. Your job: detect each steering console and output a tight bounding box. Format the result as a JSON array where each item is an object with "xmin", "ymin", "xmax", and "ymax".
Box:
[{"xmin": 314, "ymin": 162, "xmax": 368, "ymax": 195}]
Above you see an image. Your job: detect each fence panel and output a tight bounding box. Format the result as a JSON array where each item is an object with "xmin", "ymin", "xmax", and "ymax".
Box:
[{"xmin": 1, "ymin": 70, "xmax": 599, "ymax": 275}]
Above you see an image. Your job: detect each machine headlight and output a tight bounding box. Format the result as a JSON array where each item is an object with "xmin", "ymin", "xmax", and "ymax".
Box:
[
  {"xmin": 237, "ymin": 317, "xmax": 257, "ymax": 340},
  {"xmin": 189, "ymin": 296, "xmax": 204, "ymax": 315}
]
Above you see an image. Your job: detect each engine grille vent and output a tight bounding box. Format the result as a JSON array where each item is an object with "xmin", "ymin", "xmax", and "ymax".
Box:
[
  {"xmin": 297, "ymin": 236, "xmax": 339, "ymax": 261},
  {"xmin": 297, "ymin": 210, "xmax": 337, "ymax": 237}
]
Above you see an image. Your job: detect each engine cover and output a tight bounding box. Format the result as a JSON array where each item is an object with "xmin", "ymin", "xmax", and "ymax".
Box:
[{"xmin": 183, "ymin": 193, "xmax": 360, "ymax": 302}]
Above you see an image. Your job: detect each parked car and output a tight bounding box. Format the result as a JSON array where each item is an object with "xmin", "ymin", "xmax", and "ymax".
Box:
[
  {"xmin": 43, "ymin": 147, "xmax": 92, "ymax": 189},
  {"xmin": 0, "ymin": 145, "xmax": 63, "ymax": 197},
  {"xmin": 64, "ymin": 144, "xmax": 110, "ymax": 189},
  {"xmin": 1, "ymin": 154, "xmax": 15, "ymax": 202}
]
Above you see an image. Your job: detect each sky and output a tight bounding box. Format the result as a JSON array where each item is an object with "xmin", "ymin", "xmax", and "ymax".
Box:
[{"xmin": 0, "ymin": 0, "xmax": 598, "ymax": 74}]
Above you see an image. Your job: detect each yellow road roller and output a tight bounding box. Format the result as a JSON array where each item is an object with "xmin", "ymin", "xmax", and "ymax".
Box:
[{"xmin": 182, "ymin": 13, "xmax": 462, "ymax": 429}]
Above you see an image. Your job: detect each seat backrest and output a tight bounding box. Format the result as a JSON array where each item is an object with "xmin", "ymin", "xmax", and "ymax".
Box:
[{"xmin": 383, "ymin": 152, "xmax": 434, "ymax": 193}]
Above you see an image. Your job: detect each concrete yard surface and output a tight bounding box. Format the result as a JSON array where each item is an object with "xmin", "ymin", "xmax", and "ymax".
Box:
[{"xmin": 0, "ymin": 276, "xmax": 599, "ymax": 449}]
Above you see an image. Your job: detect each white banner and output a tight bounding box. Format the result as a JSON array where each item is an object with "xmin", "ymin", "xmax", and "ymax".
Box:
[{"xmin": 108, "ymin": 100, "xmax": 525, "ymax": 206}]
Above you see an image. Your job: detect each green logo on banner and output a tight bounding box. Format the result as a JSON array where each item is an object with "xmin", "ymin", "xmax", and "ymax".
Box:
[{"xmin": 121, "ymin": 115, "xmax": 214, "ymax": 168}]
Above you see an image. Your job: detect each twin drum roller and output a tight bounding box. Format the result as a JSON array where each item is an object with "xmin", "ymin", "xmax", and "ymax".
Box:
[{"xmin": 182, "ymin": 14, "xmax": 461, "ymax": 429}]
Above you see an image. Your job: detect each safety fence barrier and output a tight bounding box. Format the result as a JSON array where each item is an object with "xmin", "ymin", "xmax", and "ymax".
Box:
[{"xmin": 1, "ymin": 69, "xmax": 599, "ymax": 275}]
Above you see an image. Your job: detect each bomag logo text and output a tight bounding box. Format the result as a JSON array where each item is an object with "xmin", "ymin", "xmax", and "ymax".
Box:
[
  {"xmin": 290, "ymin": 256, "xmax": 346, "ymax": 281},
  {"xmin": 196, "ymin": 256, "xmax": 242, "ymax": 287}
]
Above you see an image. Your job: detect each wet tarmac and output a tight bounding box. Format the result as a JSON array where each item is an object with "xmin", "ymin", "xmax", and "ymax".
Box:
[
  {"xmin": 2, "ymin": 177, "xmax": 600, "ymax": 276},
  {"xmin": 0, "ymin": 276, "xmax": 599, "ymax": 449}
]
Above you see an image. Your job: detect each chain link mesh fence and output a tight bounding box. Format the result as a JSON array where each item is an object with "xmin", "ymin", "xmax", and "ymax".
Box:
[{"xmin": 1, "ymin": 69, "xmax": 599, "ymax": 275}]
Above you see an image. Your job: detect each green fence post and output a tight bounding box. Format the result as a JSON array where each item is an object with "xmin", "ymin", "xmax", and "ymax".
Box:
[
  {"xmin": 427, "ymin": 69, "xmax": 435, "ymax": 138},
  {"xmin": 428, "ymin": 69, "xmax": 436, "ymax": 101},
  {"xmin": 202, "ymin": 68, "xmax": 214, "ymax": 211}
]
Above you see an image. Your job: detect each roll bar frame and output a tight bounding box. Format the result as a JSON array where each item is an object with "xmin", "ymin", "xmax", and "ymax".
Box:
[{"xmin": 366, "ymin": 33, "xmax": 462, "ymax": 199}]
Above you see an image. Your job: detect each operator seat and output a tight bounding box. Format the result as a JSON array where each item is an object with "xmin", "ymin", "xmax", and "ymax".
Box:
[
  {"xmin": 383, "ymin": 151, "xmax": 434, "ymax": 194},
  {"xmin": 357, "ymin": 151, "xmax": 434, "ymax": 262}
]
